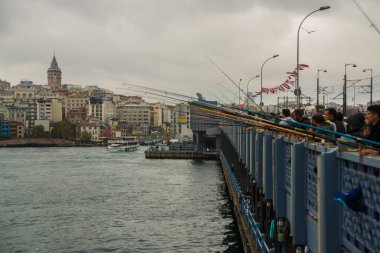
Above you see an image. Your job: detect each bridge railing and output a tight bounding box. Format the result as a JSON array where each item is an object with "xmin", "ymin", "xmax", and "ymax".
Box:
[
  {"xmin": 219, "ymin": 124, "xmax": 380, "ymax": 253},
  {"xmin": 220, "ymin": 150, "xmax": 274, "ymax": 253}
]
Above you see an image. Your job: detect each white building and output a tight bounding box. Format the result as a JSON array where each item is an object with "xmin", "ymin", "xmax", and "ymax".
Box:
[{"xmin": 76, "ymin": 122, "xmax": 100, "ymax": 141}]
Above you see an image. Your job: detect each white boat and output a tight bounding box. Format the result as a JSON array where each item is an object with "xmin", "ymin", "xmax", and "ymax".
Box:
[{"xmin": 106, "ymin": 137, "xmax": 139, "ymax": 152}]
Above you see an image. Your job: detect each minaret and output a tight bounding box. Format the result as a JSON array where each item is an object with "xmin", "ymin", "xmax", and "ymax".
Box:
[{"xmin": 47, "ymin": 55, "xmax": 62, "ymax": 91}]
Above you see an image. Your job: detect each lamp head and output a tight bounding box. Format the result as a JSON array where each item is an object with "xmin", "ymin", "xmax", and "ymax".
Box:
[
  {"xmin": 319, "ymin": 6, "xmax": 331, "ymax": 11},
  {"xmin": 273, "ymin": 54, "xmax": 279, "ymax": 58},
  {"xmin": 323, "ymin": 70, "xmax": 327, "ymax": 72},
  {"xmin": 255, "ymin": 75, "xmax": 260, "ymax": 78},
  {"xmin": 353, "ymin": 64, "xmax": 357, "ymax": 68}
]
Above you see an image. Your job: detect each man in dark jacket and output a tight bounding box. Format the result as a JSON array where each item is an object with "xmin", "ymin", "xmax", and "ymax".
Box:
[
  {"xmin": 310, "ymin": 113, "xmax": 335, "ymax": 137},
  {"xmin": 325, "ymin": 108, "xmax": 346, "ymax": 133},
  {"xmin": 360, "ymin": 105, "xmax": 380, "ymax": 156},
  {"xmin": 291, "ymin": 109, "xmax": 310, "ymax": 129},
  {"xmin": 366, "ymin": 105, "xmax": 380, "ymax": 143}
]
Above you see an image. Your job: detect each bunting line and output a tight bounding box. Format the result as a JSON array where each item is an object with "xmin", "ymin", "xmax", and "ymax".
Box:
[{"xmin": 249, "ymin": 64, "xmax": 309, "ymax": 97}]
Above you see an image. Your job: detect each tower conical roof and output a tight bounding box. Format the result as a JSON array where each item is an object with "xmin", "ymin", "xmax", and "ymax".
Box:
[{"xmin": 49, "ymin": 55, "xmax": 60, "ymax": 70}]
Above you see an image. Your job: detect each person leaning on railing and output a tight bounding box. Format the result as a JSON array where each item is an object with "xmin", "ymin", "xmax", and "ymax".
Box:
[
  {"xmin": 279, "ymin": 109, "xmax": 294, "ymax": 126},
  {"xmin": 308, "ymin": 113, "xmax": 335, "ymax": 139},
  {"xmin": 291, "ymin": 109, "xmax": 310, "ymax": 129},
  {"xmin": 347, "ymin": 112, "xmax": 365, "ymax": 137},
  {"xmin": 359, "ymin": 105, "xmax": 380, "ymax": 156},
  {"xmin": 325, "ymin": 108, "xmax": 346, "ymax": 134}
]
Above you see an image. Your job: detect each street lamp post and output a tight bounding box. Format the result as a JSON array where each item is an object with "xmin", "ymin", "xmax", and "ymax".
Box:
[
  {"xmin": 317, "ymin": 69, "xmax": 327, "ymax": 112},
  {"xmin": 343, "ymin": 63, "xmax": 357, "ymax": 116},
  {"xmin": 260, "ymin": 54, "xmax": 279, "ymax": 107},
  {"xmin": 296, "ymin": 6, "xmax": 330, "ymax": 109},
  {"xmin": 246, "ymin": 75, "xmax": 260, "ymax": 108},
  {"xmin": 363, "ymin": 68, "xmax": 373, "ymax": 105}
]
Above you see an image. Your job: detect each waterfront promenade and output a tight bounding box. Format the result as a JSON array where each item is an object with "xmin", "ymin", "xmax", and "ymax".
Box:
[{"xmin": 0, "ymin": 138, "xmax": 73, "ymax": 147}]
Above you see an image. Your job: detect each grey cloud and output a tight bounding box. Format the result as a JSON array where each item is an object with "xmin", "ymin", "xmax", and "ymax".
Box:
[{"xmin": 0, "ymin": 0, "xmax": 379, "ymax": 106}]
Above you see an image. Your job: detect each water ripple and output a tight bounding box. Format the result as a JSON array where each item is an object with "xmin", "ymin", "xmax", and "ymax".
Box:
[{"xmin": 0, "ymin": 147, "xmax": 242, "ymax": 253}]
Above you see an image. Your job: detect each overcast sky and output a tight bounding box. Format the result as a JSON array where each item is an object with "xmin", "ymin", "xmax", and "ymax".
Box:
[{"xmin": 0, "ymin": 0, "xmax": 379, "ymax": 106}]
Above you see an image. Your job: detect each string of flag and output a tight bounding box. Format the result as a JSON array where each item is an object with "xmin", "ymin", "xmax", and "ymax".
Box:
[{"xmin": 251, "ymin": 64, "xmax": 309, "ymax": 97}]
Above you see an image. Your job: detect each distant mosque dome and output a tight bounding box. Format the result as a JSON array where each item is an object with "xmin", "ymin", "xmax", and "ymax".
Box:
[{"xmin": 47, "ymin": 55, "xmax": 62, "ymax": 91}]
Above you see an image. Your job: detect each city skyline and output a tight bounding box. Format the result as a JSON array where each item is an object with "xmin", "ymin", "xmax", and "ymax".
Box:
[{"xmin": 0, "ymin": 0, "xmax": 379, "ymax": 106}]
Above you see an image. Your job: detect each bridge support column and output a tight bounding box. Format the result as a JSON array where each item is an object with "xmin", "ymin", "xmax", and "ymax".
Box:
[
  {"xmin": 263, "ymin": 134, "xmax": 274, "ymax": 236},
  {"xmin": 238, "ymin": 126, "xmax": 242, "ymax": 158},
  {"xmin": 255, "ymin": 131, "xmax": 263, "ymax": 189},
  {"xmin": 255, "ymin": 131, "xmax": 264, "ymax": 228},
  {"xmin": 233, "ymin": 125, "xmax": 237, "ymax": 149},
  {"xmin": 273, "ymin": 137, "xmax": 286, "ymax": 218},
  {"xmin": 291, "ymin": 141, "xmax": 306, "ymax": 247},
  {"xmin": 249, "ymin": 130, "xmax": 256, "ymax": 213},
  {"xmin": 318, "ymin": 149, "xmax": 339, "ymax": 253},
  {"xmin": 245, "ymin": 129, "xmax": 250, "ymax": 194}
]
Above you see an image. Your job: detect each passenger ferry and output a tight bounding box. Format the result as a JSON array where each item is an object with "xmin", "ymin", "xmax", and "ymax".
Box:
[{"xmin": 106, "ymin": 137, "xmax": 139, "ymax": 152}]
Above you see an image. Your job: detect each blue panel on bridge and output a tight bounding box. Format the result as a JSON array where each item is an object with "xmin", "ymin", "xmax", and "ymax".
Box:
[
  {"xmin": 263, "ymin": 134, "xmax": 273, "ymax": 200},
  {"xmin": 250, "ymin": 131, "xmax": 256, "ymax": 178},
  {"xmin": 306, "ymin": 148, "xmax": 319, "ymax": 217},
  {"xmin": 339, "ymin": 154, "xmax": 380, "ymax": 253},
  {"xmin": 219, "ymin": 124, "xmax": 380, "ymax": 253},
  {"xmin": 306, "ymin": 216, "xmax": 318, "ymax": 253},
  {"xmin": 284, "ymin": 139, "xmax": 292, "ymax": 194},
  {"xmin": 255, "ymin": 132, "xmax": 263, "ymax": 187}
]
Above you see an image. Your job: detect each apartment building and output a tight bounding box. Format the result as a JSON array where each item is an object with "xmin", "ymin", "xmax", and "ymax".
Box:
[
  {"xmin": 64, "ymin": 93, "xmax": 88, "ymax": 116},
  {"xmin": 36, "ymin": 98, "xmax": 63, "ymax": 122},
  {"xmin": 76, "ymin": 122, "xmax": 100, "ymax": 141},
  {"xmin": 116, "ymin": 104, "xmax": 151, "ymax": 135}
]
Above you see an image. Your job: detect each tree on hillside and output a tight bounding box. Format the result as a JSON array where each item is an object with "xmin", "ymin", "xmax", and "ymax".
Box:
[
  {"xmin": 51, "ymin": 119, "xmax": 75, "ymax": 140},
  {"xmin": 80, "ymin": 131, "xmax": 92, "ymax": 143},
  {"xmin": 31, "ymin": 125, "xmax": 47, "ymax": 138}
]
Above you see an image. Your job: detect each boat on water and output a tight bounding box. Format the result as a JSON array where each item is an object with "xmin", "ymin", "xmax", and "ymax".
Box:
[{"xmin": 106, "ymin": 137, "xmax": 139, "ymax": 152}]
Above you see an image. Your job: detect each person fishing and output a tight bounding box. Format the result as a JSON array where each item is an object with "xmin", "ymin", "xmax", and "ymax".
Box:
[{"xmin": 309, "ymin": 113, "xmax": 334, "ymax": 138}]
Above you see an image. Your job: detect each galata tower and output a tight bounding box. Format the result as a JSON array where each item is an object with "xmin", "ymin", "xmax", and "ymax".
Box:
[{"xmin": 47, "ymin": 55, "xmax": 62, "ymax": 91}]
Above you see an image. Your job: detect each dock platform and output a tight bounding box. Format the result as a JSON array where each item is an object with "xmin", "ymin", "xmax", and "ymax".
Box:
[{"xmin": 145, "ymin": 150, "xmax": 218, "ymax": 159}]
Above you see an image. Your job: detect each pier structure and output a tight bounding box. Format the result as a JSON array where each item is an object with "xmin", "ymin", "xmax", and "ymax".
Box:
[
  {"xmin": 145, "ymin": 150, "xmax": 218, "ymax": 159},
  {"xmin": 188, "ymin": 100, "xmax": 380, "ymax": 253}
]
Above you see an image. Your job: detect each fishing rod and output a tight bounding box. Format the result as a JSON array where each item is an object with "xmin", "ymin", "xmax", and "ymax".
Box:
[
  {"xmin": 193, "ymin": 104, "xmax": 376, "ymax": 151},
  {"xmin": 118, "ymin": 83, "xmax": 379, "ymax": 149},
  {"xmin": 352, "ymin": 0, "xmax": 380, "ymax": 34},
  {"xmin": 122, "ymin": 82, "xmax": 198, "ymax": 101},
  {"xmin": 192, "ymin": 103, "xmax": 320, "ymax": 139},
  {"xmin": 204, "ymin": 55, "xmax": 266, "ymax": 113},
  {"xmin": 204, "ymin": 90, "xmax": 227, "ymax": 105},
  {"xmin": 120, "ymin": 87, "xmax": 190, "ymax": 104},
  {"xmin": 216, "ymin": 82, "xmax": 238, "ymax": 102},
  {"xmin": 191, "ymin": 100, "xmax": 380, "ymax": 150},
  {"xmin": 116, "ymin": 88, "xmax": 180, "ymax": 105},
  {"xmin": 215, "ymin": 84, "xmax": 236, "ymax": 105}
]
